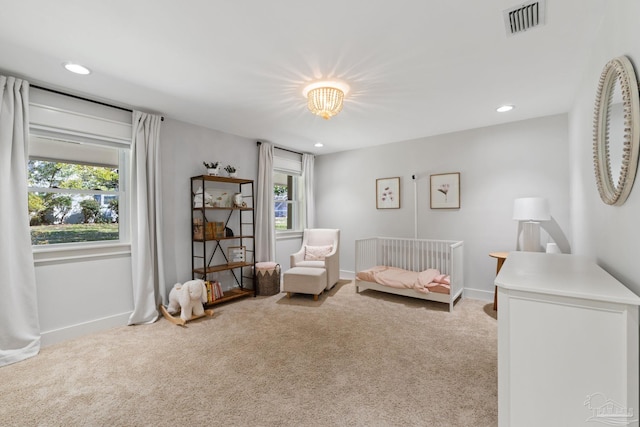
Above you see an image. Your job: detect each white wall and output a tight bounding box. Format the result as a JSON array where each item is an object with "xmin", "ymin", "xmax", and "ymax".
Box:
[
  {"xmin": 36, "ymin": 252, "xmax": 133, "ymax": 346},
  {"xmin": 274, "ymin": 236, "xmax": 302, "ymax": 270},
  {"xmin": 315, "ymin": 114, "xmax": 570, "ymax": 300},
  {"xmin": 569, "ymin": 0, "xmax": 640, "ymax": 295},
  {"xmin": 159, "ymin": 119, "xmax": 259, "ymax": 294}
]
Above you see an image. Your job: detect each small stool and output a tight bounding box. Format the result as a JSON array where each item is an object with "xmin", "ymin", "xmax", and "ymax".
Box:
[
  {"xmin": 256, "ymin": 262, "xmax": 281, "ymax": 296},
  {"xmin": 283, "ymin": 267, "xmax": 326, "ymax": 301}
]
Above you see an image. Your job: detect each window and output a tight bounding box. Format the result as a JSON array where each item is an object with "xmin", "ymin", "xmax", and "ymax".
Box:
[
  {"xmin": 27, "ymin": 87, "xmax": 132, "ymax": 248},
  {"xmin": 273, "ymin": 148, "xmax": 304, "ymax": 233},
  {"xmin": 274, "ymin": 172, "xmax": 300, "ymax": 231},
  {"xmin": 27, "ymin": 138, "xmax": 126, "ymax": 245}
]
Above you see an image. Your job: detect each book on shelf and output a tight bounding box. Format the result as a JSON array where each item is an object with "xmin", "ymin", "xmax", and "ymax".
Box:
[
  {"xmin": 205, "ymin": 280, "xmax": 214, "ymax": 304},
  {"xmin": 193, "ymin": 219, "xmax": 225, "ymax": 240},
  {"xmin": 207, "ymin": 280, "xmax": 227, "ymax": 302},
  {"xmin": 213, "ymin": 281, "xmax": 223, "ymax": 300},
  {"xmin": 205, "ymin": 280, "xmax": 223, "ymax": 302}
]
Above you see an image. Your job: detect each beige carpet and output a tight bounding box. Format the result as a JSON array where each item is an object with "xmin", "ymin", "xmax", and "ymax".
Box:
[{"xmin": 1, "ymin": 280, "xmax": 497, "ymax": 427}]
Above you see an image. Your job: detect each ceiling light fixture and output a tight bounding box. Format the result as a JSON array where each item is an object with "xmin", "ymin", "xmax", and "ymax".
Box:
[
  {"xmin": 302, "ymin": 81, "xmax": 350, "ymax": 120},
  {"xmin": 314, "ymin": 142, "xmax": 324, "ymax": 148},
  {"xmin": 63, "ymin": 62, "xmax": 91, "ymax": 75},
  {"xmin": 496, "ymin": 104, "xmax": 514, "ymax": 113}
]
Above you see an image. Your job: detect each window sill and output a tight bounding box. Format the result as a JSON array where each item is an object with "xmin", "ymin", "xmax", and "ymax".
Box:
[
  {"xmin": 276, "ymin": 230, "xmax": 303, "ymax": 241},
  {"xmin": 33, "ymin": 242, "xmax": 131, "ymax": 265}
]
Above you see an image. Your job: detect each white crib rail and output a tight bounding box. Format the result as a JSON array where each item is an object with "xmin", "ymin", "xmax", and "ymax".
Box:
[{"xmin": 355, "ymin": 237, "xmax": 378, "ymax": 273}]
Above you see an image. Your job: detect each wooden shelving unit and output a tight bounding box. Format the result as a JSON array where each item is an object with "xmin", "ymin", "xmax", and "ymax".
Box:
[{"xmin": 191, "ymin": 175, "xmax": 255, "ymax": 305}]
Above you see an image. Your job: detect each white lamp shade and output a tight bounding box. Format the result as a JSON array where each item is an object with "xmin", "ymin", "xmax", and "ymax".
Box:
[{"xmin": 513, "ymin": 197, "xmax": 550, "ymax": 221}]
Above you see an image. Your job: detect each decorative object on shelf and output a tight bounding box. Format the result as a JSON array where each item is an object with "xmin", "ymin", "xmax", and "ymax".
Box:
[
  {"xmin": 206, "ymin": 189, "xmax": 230, "ymax": 207},
  {"xmin": 228, "ymin": 246, "xmax": 246, "ymax": 265},
  {"xmin": 232, "ymin": 192, "xmax": 246, "ymax": 208},
  {"xmin": 430, "ymin": 172, "xmax": 460, "ymax": 209},
  {"xmin": 513, "ymin": 197, "xmax": 550, "ymax": 252},
  {"xmin": 203, "ymin": 161, "xmax": 221, "ymax": 176},
  {"xmin": 224, "ymin": 165, "xmax": 237, "ymax": 177},
  {"xmin": 193, "ymin": 186, "xmax": 214, "ymax": 207},
  {"xmin": 224, "ymin": 226, "xmax": 234, "ymax": 237},
  {"xmin": 192, "ymin": 218, "xmax": 207, "ymax": 240},
  {"xmin": 166, "ymin": 279, "xmax": 209, "ymax": 323},
  {"xmin": 593, "ymin": 55, "xmax": 640, "ymax": 206},
  {"xmin": 376, "ymin": 177, "xmax": 400, "ymax": 209},
  {"xmin": 302, "ymin": 80, "xmax": 350, "ymax": 120}
]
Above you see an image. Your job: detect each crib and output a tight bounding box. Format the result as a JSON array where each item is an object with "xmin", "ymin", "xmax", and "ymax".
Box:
[{"xmin": 355, "ymin": 237, "xmax": 464, "ymax": 312}]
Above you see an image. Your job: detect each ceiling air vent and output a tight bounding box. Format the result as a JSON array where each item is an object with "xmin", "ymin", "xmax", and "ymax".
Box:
[{"xmin": 504, "ymin": 1, "xmax": 546, "ymax": 36}]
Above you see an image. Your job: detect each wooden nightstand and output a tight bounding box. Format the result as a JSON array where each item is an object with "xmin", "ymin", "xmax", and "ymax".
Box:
[{"xmin": 489, "ymin": 252, "xmax": 509, "ymax": 310}]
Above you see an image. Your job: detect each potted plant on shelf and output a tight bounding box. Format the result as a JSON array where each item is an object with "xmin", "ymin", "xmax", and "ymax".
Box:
[
  {"xmin": 224, "ymin": 165, "xmax": 238, "ymax": 178},
  {"xmin": 203, "ymin": 161, "xmax": 220, "ymax": 176}
]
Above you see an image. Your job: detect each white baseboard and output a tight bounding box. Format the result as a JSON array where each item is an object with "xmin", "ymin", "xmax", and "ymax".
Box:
[
  {"xmin": 39, "ymin": 286, "xmax": 493, "ymax": 347},
  {"xmin": 340, "ymin": 270, "xmax": 356, "ymax": 280},
  {"xmin": 464, "ymin": 287, "xmax": 494, "ymax": 302},
  {"xmin": 40, "ymin": 311, "xmax": 132, "ymax": 347}
]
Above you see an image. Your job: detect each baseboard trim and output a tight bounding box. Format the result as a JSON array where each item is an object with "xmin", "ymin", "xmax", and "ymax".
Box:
[
  {"xmin": 39, "ymin": 288, "xmax": 494, "ymax": 347},
  {"xmin": 40, "ymin": 311, "xmax": 132, "ymax": 347},
  {"xmin": 341, "ymin": 270, "xmax": 356, "ymax": 280},
  {"xmin": 464, "ymin": 287, "xmax": 494, "ymax": 302}
]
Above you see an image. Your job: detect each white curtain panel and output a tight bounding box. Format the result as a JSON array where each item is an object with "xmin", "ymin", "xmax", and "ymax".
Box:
[
  {"xmin": 302, "ymin": 153, "xmax": 315, "ymax": 229},
  {"xmin": 255, "ymin": 142, "xmax": 275, "ymax": 262},
  {"xmin": 0, "ymin": 76, "xmax": 41, "ymax": 366},
  {"xmin": 128, "ymin": 111, "xmax": 164, "ymax": 325}
]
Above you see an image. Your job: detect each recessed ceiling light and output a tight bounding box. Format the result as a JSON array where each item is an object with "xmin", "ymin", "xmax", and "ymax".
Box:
[
  {"xmin": 496, "ymin": 104, "xmax": 514, "ymax": 113},
  {"xmin": 314, "ymin": 142, "xmax": 324, "ymax": 148},
  {"xmin": 63, "ymin": 62, "xmax": 91, "ymax": 75}
]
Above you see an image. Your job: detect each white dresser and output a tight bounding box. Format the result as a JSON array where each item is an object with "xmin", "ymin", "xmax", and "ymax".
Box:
[{"xmin": 496, "ymin": 252, "xmax": 640, "ymax": 427}]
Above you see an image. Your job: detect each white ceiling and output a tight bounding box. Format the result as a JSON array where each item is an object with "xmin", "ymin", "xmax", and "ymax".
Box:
[{"xmin": 0, "ymin": 1, "xmax": 606, "ymax": 154}]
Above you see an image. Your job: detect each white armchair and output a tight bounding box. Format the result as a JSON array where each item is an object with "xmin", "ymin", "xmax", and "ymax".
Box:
[{"xmin": 290, "ymin": 229, "xmax": 340, "ymax": 290}]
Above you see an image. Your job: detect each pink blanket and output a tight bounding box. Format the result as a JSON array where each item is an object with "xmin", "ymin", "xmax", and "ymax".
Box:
[{"xmin": 356, "ymin": 266, "xmax": 450, "ymax": 294}]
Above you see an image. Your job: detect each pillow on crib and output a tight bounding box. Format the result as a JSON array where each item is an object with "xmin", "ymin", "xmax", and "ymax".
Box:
[
  {"xmin": 417, "ymin": 269, "xmax": 440, "ymax": 287},
  {"xmin": 356, "ymin": 265, "xmax": 388, "ymax": 282},
  {"xmin": 433, "ymin": 274, "xmax": 450, "ymax": 285},
  {"xmin": 305, "ymin": 245, "xmax": 333, "ymax": 261}
]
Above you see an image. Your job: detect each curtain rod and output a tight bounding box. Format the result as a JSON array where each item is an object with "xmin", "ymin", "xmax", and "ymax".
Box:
[
  {"xmin": 30, "ymin": 84, "xmax": 164, "ymax": 121},
  {"xmin": 256, "ymin": 141, "xmax": 305, "ymax": 156}
]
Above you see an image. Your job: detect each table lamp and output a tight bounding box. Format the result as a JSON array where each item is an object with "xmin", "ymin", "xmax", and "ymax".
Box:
[{"xmin": 513, "ymin": 197, "xmax": 550, "ymax": 252}]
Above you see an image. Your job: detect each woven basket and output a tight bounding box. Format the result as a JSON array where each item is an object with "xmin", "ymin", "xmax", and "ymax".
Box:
[{"xmin": 256, "ymin": 262, "xmax": 281, "ymax": 296}]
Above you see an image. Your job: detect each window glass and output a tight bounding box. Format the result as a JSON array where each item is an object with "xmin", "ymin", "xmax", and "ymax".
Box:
[
  {"xmin": 28, "ymin": 147, "xmax": 124, "ymax": 246},
  {"xmin": 274, "ymin": 172, "xmax": 299, "ymax": 231}
]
